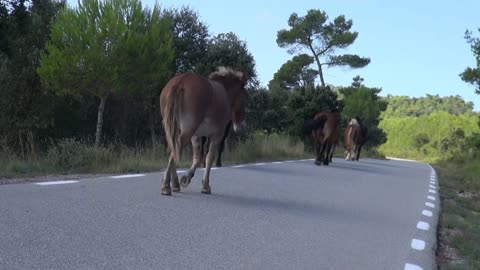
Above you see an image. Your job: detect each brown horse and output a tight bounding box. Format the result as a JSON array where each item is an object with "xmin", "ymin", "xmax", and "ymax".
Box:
[
  {"xmin": 344, "ymin": 117, "xmax": 368, "ymax": 161},
  {"xmin": 304, "ymin": 112, "xmax": 340, "ymax": 166},
  {"xmin": 159, "ymin": 67, "xmax": 247, "ymax": 196}
]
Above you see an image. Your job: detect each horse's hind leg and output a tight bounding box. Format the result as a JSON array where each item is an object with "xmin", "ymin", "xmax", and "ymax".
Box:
[
  {"xmin": 314, "ymin": 141, "xmax": 322, "ymax": 166},
  {"xmin": 179, "ymin": 136, "xmax": 203, "ymax": 188},
  {"xmin": 323, "ymin": 144, "xmax": 331, "ymax": 165},
  {"xmin": 201, "ymin": 136, "xmax": 221, "ymax": 194},
  {"xmin": 329, "ymin": 144, "xmax": 336, "ymax": 163},
  {"xmin": 161, "ymin": 154, "xmax": 175, "ymax": 196},
  {"xmin": 171, "ymin": 159, "xmax": 181, "ymax": 192}
]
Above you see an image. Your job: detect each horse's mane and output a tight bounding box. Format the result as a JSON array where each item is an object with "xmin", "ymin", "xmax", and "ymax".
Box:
[
  {"xmin": 208, "ymin": 66, "xmax": 244, "ymax": 82},
  {"xmin": 348, "ymin": 118, "xmax": 359, "ymax": 126},
  {"xmin": 354, "ymin": 116, "xmax": 364, "ymax": 126}
]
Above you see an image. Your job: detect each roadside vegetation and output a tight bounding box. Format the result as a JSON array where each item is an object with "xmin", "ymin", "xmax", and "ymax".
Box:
[{"xmin": 1, "ymin": 0, "xmax": 480, "ymax": 268}]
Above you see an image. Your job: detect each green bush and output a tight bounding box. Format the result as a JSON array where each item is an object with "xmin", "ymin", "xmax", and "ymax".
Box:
[{"xmin": 46, "ymin": 138, "xmax": 116, "ymax": 172}]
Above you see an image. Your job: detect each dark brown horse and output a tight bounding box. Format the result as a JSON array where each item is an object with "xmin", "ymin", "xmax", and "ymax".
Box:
[
  {"xmin": 344, "ymin": 117, "xmax": 368, "ymax": 161},
  {"xmin": 159, "ymin": 67, "xmax": 247, "ymax": 195},
  {"xmin": 304, "ymin": 112, "xmax": 340, "ymax": 166}
]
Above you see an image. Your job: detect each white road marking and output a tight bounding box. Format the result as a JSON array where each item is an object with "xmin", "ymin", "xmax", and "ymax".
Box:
[
  {"xmin": 35, "ymin": 180, "xmax": 79, "ymax": 186},
  {"xmin": 411, "ymin": 239, "xmax": 426, "ymax": 250},
  {"xmin": 404, "ymin": 263, "xmax": 423, "ymax": 270},
  {"xmin": 429, "ymin": 185, "xmax": 436, "ymax": 189},
  {"xmin": 109, "ymin": 174, "xmax": 145, "ymax": 179},
  {"xmin": 427, "ymin": 195, "xmax": 436, "ymax": 201},
  {"xmin": 429, "ymin": 189, "xmax": 436, "ymax": 194},
  {"xmin": 422, "ymin": 210, "xmax": 433, "ymax": 217},
  {"xmin": 285, "ymin": 160, "xmax": 295, "ymax": 163},
  {"xmin": 232, "ymin": 165, "xmax": 246, "ymax": 168},
  {"xmin": 253, "ymin": 163, "xmax": 267, "ymax": 166},
  {"xmin": 386, "ymin": 157, "xmax": 417, "ymax": 162},
  {"xmin": 416, "ymin": 221, "xmax": 430, "ymax": 231},
  {"xmin": 272, "ymin": 161, "xmax": 283, "ymax": 164},
  {"xmin": 425, "ymin": 202, "xmax": 435, "ymax": 208}
]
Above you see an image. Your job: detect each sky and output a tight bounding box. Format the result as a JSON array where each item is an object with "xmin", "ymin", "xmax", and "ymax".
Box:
[{"xmin": 68, "ymin": 0, "xmax": 480, "ymax": 110}]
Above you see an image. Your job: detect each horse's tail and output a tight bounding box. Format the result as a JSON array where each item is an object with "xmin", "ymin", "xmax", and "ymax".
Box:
[
  {"xmin": 303, "ymin": 115, "xmax": 328, "ymax": 135},
  {"xmin": 163, "ymin": 86, "xmax": 184, "ymax": 162}
]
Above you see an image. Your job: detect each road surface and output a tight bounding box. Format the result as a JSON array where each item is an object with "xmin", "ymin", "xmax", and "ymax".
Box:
[{"xmin": 0, "ymin": 158, "xmax": 439, "ymax": 270}]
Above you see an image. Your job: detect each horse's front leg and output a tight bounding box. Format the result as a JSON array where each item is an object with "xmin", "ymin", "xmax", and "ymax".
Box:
[
  {"xmin": 179, "ymin": 136, "xmax": 203, "ymax": 189},
  {"xmin": 201, "ymin": 136, "xmax": 221, "ymax": 194},
  {"xmin": 356, "ymin": 144, "xmax": 363, "ymax": 161}
]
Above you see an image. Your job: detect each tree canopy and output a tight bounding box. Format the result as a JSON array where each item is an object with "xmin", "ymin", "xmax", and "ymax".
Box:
[
  {"xmin": 381, "ymin": 95, "xmax": 474, "ymax": 118},
  {"xmin": 460, "ymin": 29, "xmax": 480, "ymax": 95},
  {"xmin": 197, "ymin": 32, "xmax": 258, "ymax": 86},
  {"xmin": 276, "ymin": 9, "xmax": 370, "ymax": 86},
  {"xmin": 268, "ymin": 54, "xmax": 317, "ymax": 91},
  {"xmin": 38, "ymin": 0, "xmax": 174, "ymax": 147}
]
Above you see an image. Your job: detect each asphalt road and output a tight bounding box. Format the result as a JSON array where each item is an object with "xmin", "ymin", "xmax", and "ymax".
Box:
[{"xmin": 0, "ymin": 158, "xmax": 439, "ymax": 270}]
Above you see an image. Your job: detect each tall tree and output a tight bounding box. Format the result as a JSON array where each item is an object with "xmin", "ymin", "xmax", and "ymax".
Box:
[
  {"xmin": 268, "ymin": 54, "xmax": 317, "ymax": 91},
  {"xmin": 276, "ymin": 9, "xmax": 370, "ymax": 87},
  {"xmin": 39, "ymin": 0, "xmax": 174, "ymax": 147},
  {"xmin": 460, "ymin": 29, "xmax": 480, "ymax": 94},
  {"xmin": 164, "ymin": 6, "xmax": 209, "ymax": 73},
  {"xmin": 197, "ymin": 32, "xmax": 257, "ymax": 86},
  {"xmin": 205, "ymin": 33, "xmax": 255, "ymax": 79}
]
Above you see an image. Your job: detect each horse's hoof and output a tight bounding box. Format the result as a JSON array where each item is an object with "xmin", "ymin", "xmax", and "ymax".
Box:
[
  {"xmin": 314, "ymin": 160, "xmax": 322, "ymax": 166},
  {"xmin": 161, "ymin": 187, "xmax": 172, "ymax": 196},
  {"xmin": 180, "ymin": 175, "xmax": 190, "ymax": 188},
  {"xmin": 201, "ymin": 179, "xmax": 211, "ymax": 194},
  {"xmin": 172, "ymin": 185, "xmax": 181, "ymax": 192}
]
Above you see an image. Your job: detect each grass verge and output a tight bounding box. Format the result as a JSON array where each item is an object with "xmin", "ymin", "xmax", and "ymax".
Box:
[
  {"xmin": 0, "ymin": 133, "xmax": 312, "ymax": 180},
  {"xmin": 435, "ymin": 158, "xmax": 480, "ymax": 269}
]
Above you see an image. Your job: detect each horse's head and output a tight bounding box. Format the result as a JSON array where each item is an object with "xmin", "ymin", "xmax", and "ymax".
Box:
[{"xmin": 209, "ymin": 67, "xmax": 248, "ymax": 133}]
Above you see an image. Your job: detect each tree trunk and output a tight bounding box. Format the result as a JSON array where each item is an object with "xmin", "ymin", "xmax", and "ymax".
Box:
[
  {"xmin": 95, "ymin": 96, "xmax": 108, "ymax": 147},
  {"xmin": 309, "ymin": 45, "xmax": 326, "ymax": 87}
]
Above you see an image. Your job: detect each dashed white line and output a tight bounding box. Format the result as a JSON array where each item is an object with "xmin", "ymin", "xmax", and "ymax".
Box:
[
  {"xmin": 272, "ymin": 161, "xmax": 283, "ymax": 164},
  {"xmin": 35, "ymin": 180, "xmax": 79, "ymax": 186},
  {"xmin": 404, "ymin": 263, "xmax": 423, "ymax": 270},
  {"xmin": 429, "ymin": 184, "xmax": 436, "ymax": 189},
  {"xmin": 425, "ymin": 202, "xmax": 435, "ymax": 208},
  {"xmin": 428, "ymin": 189, "xmax": 436, "ymax": 194},
  {"xmin": 416, "ymin": 221, "xmax": 430, "ymax": 231},
  {"xmin": 411, "ymin": 239, "xmax": 426, "ymax": 250},
  {"xmin": 232, "ymin": 165, "xmax": 246, "ymax": 168},
  {"xmin": 422, "ymin": 210, "xmax": 433, "ymax": 217},
  {"xmin": 427, "ymin": 195, "xmax": 436, "ymax": 201},
  {"xmin": 109, "ymin": 174, "xmax": 145, "ymax": 179},
  {"xmin": 253, "ymin": 163, "xmax": 267, "ymax": 166}
]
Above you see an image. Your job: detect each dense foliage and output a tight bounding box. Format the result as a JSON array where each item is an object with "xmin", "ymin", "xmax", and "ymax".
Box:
[
  {"xmin": 379, "ymin": 98, "xmax": 480, "ymax": 161},
  {"xmin": 1, "ymin": 0, "xmax": 478, "ymax": 171}
]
